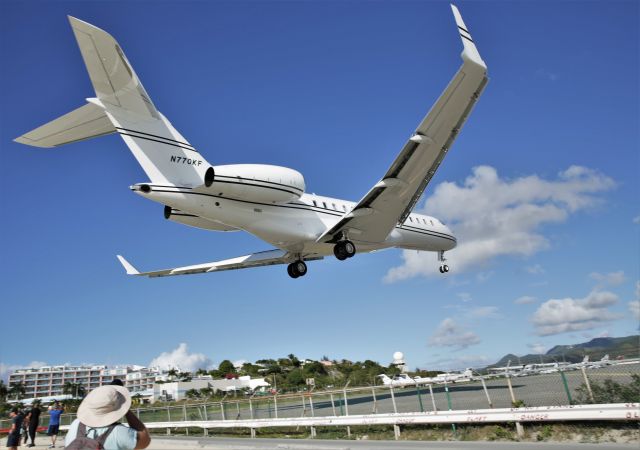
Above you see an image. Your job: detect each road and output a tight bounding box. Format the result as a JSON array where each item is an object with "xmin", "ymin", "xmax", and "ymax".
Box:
[{"xmin": 147, "ymin": 437, "xmax": 638, "ymax": 449}]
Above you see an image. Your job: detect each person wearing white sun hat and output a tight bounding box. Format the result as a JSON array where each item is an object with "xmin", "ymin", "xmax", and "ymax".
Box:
[{"xmin": 64, "ymin": 385, "xmax": 151, "ymax": 450}]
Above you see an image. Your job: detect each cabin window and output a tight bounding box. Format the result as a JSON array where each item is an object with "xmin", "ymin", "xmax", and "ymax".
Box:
[
  {"xmin": 430, "ymin": 220, "xmax": 434, "ymax": 226},
  {"xmin": 312, "ymin": 200, "xmax": 317, "ymax": 207},
  {"xmin": 332, "ymin": 203, "xmax": 337, "ymax": 210},
  {"xmin": 323, "ymin": 202, "xmax": 327, "ymax": 209},
  {"xmin": 409, "ymin": 217, "xmax": 413, "ymax": 222},
  {"xmin": 342, "ymin": 205, "xmax": 347, "ymax": 212},
  {"xmin": 423, "ymin": 218, "xmax": 427, "ymax": 225}
]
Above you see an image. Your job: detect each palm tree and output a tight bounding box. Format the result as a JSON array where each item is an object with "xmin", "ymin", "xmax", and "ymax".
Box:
[
  {"xmin": 8, "ymin": 382, "xmax": 26, "ymax": 401},
  {"xmin": 63, "ymin": 382, "xmax": 86, "ymax": 398}
]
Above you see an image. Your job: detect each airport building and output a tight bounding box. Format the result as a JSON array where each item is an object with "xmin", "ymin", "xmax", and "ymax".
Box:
[
  {"xmin": 8, "ymin": 365, "xmax": 165, "ymax": 400},
  {"xmin": 153, "ymin": 376, "xmax": 271, "ymax": 402}
]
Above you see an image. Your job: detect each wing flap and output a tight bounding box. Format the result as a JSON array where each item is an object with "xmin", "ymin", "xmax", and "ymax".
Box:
[{"xmin": 116, "ymin": 250, "xmax": 323, "ymax": 278}]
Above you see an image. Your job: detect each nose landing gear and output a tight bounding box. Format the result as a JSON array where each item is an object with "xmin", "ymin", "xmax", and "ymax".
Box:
[
  {"xmin": 333, "ymin": 240, "xmax": 356, "ymax": 261},
  {"xmin": 287, "ymin": 260, "xmax": 307, "ymax": 279},
  {"xmin": 438, "ymin": 250, "xmax": 450, "ymax": 274}
]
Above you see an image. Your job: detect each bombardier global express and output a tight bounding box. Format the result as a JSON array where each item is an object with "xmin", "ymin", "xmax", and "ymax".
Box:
[{"xmin": 15, "ymin": 5, "xmax": 488, "ymax": 279}]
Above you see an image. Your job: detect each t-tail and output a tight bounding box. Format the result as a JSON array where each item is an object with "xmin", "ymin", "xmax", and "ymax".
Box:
[{"xmin": 14, "ymin": 16, "xmax": 210, "ymax": 188}]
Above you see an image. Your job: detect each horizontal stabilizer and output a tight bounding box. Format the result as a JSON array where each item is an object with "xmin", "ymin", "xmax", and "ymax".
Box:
[{"xmin": 14, "ymin": 102, "xmax": 115, "ymax": 148}]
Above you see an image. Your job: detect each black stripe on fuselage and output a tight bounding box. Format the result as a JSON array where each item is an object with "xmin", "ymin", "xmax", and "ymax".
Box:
[
  {"xmin": 115, "ymin": 127, "xmax": 196, "ymax": 149},
  {"xmin": 214, "ymin": 175, "xmax": 303, "ymax": 195},
  {"xmin": 209, "ymin": 178, "xmax": 302, "ymax": 197},
  {"xmin": 117, "ymin": 132, "xmax": 199, "ymax": 153},
  {"xmin": 142, "ymin": 184, "xmax": 456, "ymax": 243}
]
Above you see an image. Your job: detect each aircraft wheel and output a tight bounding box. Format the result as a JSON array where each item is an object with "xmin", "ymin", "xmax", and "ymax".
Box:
[
  {"xmin": 343, "ymin": 240, "xmax": 356, "ymax": 258},
  {"xmin": 287, "ymin": 263, "xmax": 299, "ymax": 279},
  {"xmin": 294, "ymin": 260, "xmax": 307, "ymax": 277},
  {"xmin": 443, "ymin": 265, "xmax": 449, "ymax": 273},
  {"xmin": 333, "ymin": 243, "xmax": 348, "ymax": 261}
]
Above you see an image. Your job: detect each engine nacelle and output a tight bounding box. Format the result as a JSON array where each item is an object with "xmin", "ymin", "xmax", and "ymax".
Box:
[
  {"xmin": 164, "ymin": 206, "xmax": 238, "ymax": 232},
  {"xmin": 205, "ymin": 164, "xmax": 305, "ymax": 204}
]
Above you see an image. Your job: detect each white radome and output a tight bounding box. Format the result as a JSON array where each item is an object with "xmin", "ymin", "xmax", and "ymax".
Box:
[{"xmin": 393, "ymin": 351, "xmax": 404, "ymax": 362}]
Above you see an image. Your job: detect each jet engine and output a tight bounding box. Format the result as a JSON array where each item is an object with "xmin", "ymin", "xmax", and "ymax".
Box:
[
  {"xmin": 204, "ymin": 164, "xmax": 305, "ymax": 204},
  {"xmin": 164, "ymin": 206, "xmax": 238, "ymax": 232}
]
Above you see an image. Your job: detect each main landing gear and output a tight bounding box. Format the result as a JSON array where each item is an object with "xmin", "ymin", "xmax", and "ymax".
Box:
[
  {"xmin": 287, "ymin": 260, "xmax": 307, "ymax": 279},
  {"xmin": 438, "ymin": 250, "xmax": 450, "ymax": 274},
  {"xmin": 333, "ymin": 240, "xmax": 356, "ymax": 261}
]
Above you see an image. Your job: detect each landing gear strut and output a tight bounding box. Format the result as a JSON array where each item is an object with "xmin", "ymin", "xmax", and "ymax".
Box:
[
  {"xmin": 438, "ymin": 250, "xmax": 449, "ymax": 274},
  {"xmin": 287, "ymin": 260, "xmax": 307, "ymax": 279},
  {"xmin": 333, "ymin": 240, "xmax": 356, "ymax": 261}
]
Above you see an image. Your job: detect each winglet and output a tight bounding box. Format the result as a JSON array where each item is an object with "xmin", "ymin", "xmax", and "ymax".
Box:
[
  {"xmin": 450, "ymin": 4, "xmax": 486, "ymax": 70},
  {"xmin": 116, "ymin": 255, "xmax": 140, "ymax": 275}
]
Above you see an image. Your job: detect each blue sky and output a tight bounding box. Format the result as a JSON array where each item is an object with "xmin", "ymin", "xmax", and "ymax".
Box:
[{"xmin": 1, "ymin": 1, "xmax": 638, "ymax": 378}]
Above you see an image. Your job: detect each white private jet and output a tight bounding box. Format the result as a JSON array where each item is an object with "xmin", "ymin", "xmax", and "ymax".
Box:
[
  {"xmin": 414, "ymin": 368, "xmax": 475, "ymax": 384},
  {"xmin": 15, "ymin": 6, "xmax": 488, "ymax": 279},
  {"xmin": 378, "ymin": 373, "xmax": 418, "ymax": 388}
]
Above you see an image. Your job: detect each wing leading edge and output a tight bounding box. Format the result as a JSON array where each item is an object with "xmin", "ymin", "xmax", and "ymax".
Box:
[
  {"xmin": 318, "ymin": 5, "xmax": 488, "ymax": 245},
  {"xmin": 116, "ymin": 250, "xmax": 323, "ymax": 278}
]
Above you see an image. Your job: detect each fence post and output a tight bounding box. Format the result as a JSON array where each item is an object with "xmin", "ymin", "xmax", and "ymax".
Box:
[
  {"xmin": 444, "ymin": 383, "xmax": 456, "ymax": 436},
  {"xmin": 580, "ymin": 367, "xmax": 595, "ymax": 403},
  {"xmin": 309, "ymin": 394, "xmax": 315, "ymax": 417},
  {"xmin": 301, "ymin": 395, "xmax": 307, "ymax": 417},
  {"xmin": 183, "ymin": 404, "xmax": 188, "ymax": 436},
  {"xmin": 221, "ymin": 402, "xmax": 226, "ymax": 421},
  {"xmin": 560, "ymin": 371, "xmax": 573, "ymax": 405},
  {"xmin": 249, "ymin": 398, "xmax": 254, "ymax": 420},
  {"xmin": 203, "ymin": 404, "xmax": 208, "ymax": 436},
  {"xmin": 415, "ymin": 383, "xmax": 424, "ymax": 413},
  {"xmin": 330, "ymin": 393, "xmax": 337, "ymax": 416},
  {"xmin": 480, "ymin": 377, "xmax": 493, "ymax": 408},
  {"xmin": 274, "ymin": 395, "xmax": 279, "ymax": 419},
  {"xmin": 506, "ymin": 376, "xmax": 524, "ymax": 438},
  {"xmin": 428, "ymin": 384, "xmax": 437, "ymax": 411},
  {"xmin": 394, "ymin": 424, "xmax": 401, "ymax": 440},
  {"xmin": 371, "ymin": 387, "xmax": 378, "ymax": 414},
  {"xmin": 343, "ymin": 388, "xmax": 350, "ymax": 438},
  {"xmin": 390, "ymin": 386, "xmax": 398, "ymax": 414}
]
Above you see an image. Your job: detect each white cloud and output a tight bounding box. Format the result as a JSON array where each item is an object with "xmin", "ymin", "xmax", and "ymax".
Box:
[
  {"xmin": 525, "ymin": 264, "xmax": 545, "ymax": 275},
  {"xmin": 428, "ymin": 318, "xmax": 481, "ymax": 349},
  {"xmin": 457, "ymin": 292, "xmax": 472, "ymax": 302},
  {"xmin": 590, "ymin": 271, "xmax": 626, "ymax": 286},
  {"xmin": 384, "ymin": 165, "xmax": 614, "ymax": 282},
  {"xmin": 0, "ymin": 361, "xmax": 48, "ymax": 382},
  {"xmin": 531, "ymin": 290, "xmax": 621, "ymax": 336},
  {"xmin": 149, "ymin": 343, "xmax": 212, "ymax": 372},
  {"xmin": 527, "ymin": 343, "xmax": 546, "ymax": 354},
  {"xmin": 466, "ymin": 306, "xmax": 502, "ymax": 319},
  {"xmin": 515, "ymin": 296, "xmax": 537, "ymax": 305}
]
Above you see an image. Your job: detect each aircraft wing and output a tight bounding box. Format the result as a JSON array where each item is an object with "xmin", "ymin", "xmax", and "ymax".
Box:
[
  {"xmin": 318, "ymin": 5, "xmax": 488, "ymax": 245},
  {"xmin": 116, "ymin": 250, "xmax": 323, "ymax": 278}
]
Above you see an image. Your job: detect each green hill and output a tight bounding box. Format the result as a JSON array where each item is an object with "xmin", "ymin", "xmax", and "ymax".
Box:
[{"xmin": 488, "ymin": 335, "xmax": 639, "ymax": 368}]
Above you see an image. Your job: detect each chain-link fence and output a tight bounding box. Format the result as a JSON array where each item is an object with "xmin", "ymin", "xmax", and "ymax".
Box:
[{"xmin": 2, "ymin": 362, "xmax": 638, "ymax": 431}]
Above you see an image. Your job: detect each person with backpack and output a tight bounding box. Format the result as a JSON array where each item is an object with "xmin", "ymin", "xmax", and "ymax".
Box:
[{"xmin": 64, "ymin": 385, "xmax": 151, "ymax": 450}]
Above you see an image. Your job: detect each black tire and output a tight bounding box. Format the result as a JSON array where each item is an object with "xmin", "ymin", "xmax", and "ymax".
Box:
[
  {"xmin": 344, "ymin": 240, "xmax": 356, "ymax": 257},
  {"xmin": 334, "ymin": 243, "xmax": 348, "ymax": 261},
  {"xmin": 439, "ymin": 266, "xmax": 444, "ymax": 274},
  {"xmin": 287, "ymin": 263, "xmax": 299, "ymax": 279},
  {"xmin": 443, "ymin": 265, "xmax": 449, "ymax": 273}
]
